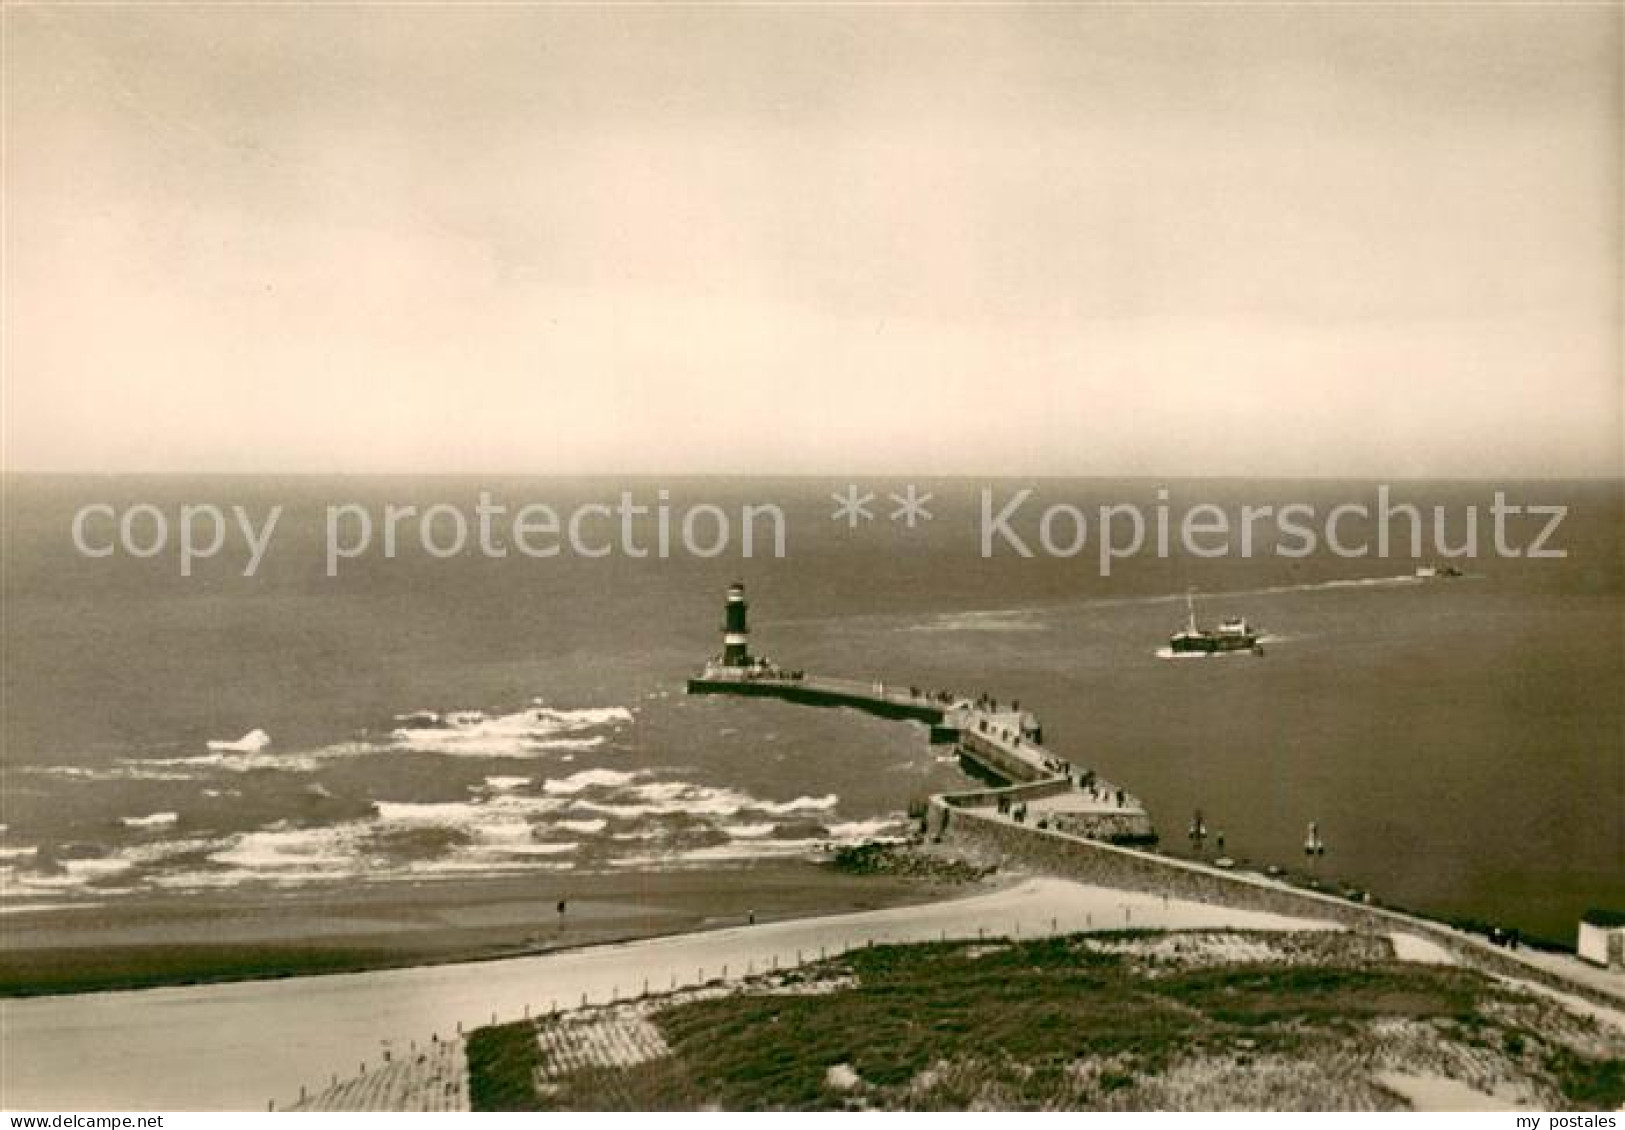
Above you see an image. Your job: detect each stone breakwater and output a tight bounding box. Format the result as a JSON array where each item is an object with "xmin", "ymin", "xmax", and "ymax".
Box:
[
  {"xmin": 685, "ymin": 672, "xmax": 1156, "ymax": 844},
  {"xmin": 930, "ymin": 805, "xmax": 1625, "ymax": 1010}
]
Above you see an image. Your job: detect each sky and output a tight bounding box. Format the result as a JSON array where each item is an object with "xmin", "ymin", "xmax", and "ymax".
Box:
[{"xmin": 3, "ymin": 4, "xmax": 1620, "ymax": 477}]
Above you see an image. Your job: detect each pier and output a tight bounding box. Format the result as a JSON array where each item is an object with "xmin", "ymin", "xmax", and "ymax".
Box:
[
  {"xmin": 686, "ymin": 670, "xmax": 1155, "ymax": 845},
  {"xmin": 684, "ymin": 584, "xmax": 1625, "ymax": 1015},
  {"xmin": 686, "ymin": 584, "xmax": 1155, "ymax": 844},
  {"xmin": 686, "ymin": 672, "xmax": 948, "ymax": 727}
]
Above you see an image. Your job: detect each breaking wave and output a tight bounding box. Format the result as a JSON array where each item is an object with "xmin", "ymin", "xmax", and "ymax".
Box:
[
  {"xmin": 481, "ymin": 776, "xmax": 532, "ymax": 792},
  {"xmin": 120, "ymin": 813, "xmax": 179, "ymax": 829},
  {"xmin": 20, "ymin": 700, "xmax": 636, "ymax": 787},
  {"xmin": 543, "ymin": 768, "xmax": 643, "ymax": 794},
  {"xmin": 19, "ymin": 764, "xmax": 201, "ymax": 783},
  {"xmin": 389, "ymin": 704, "xmax": 632, "ymax": 758},
  {"xmin": 0, "ymin": 765, "xmax": 895, "ymax": 904},
  {"xmin": 1, "ymin": 691, "xmax": 916, "ymax": 908},
  {"xmin": 206, "ymin": 729, "xmax": 271, "ymax": 753}
]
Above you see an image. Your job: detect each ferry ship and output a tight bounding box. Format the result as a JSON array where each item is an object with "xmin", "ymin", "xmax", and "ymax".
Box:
[{"xmin": 1169, "ymin": 591, "xmax": 1263, "ymax": 655}]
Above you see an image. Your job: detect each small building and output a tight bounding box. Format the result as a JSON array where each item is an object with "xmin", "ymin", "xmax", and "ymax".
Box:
[{"xmin": 1577, "ymin": 908, "xmax": 1625, "ymax": 969}]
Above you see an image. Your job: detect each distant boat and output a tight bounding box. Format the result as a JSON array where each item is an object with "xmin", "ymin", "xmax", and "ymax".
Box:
[
  {"xmin": 1169, "ymin": 591, "xmax": 1263, "ymax": 656},
  {"xmin": 1415, "ymin": 563, "xmax": 1464, "ymax": 579}
]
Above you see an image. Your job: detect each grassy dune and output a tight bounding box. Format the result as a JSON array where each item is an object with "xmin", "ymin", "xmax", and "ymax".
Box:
[{"xmin": 467, "ymin": 930, "xmax": 1625, "ymax": 1111}]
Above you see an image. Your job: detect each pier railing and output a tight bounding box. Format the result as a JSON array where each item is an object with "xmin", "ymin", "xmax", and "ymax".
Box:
[
  {"xmin": 686, "ymin": 671, "xmax": 952, "ymax": 725},
  {"xmin": 687, "ymin": 667, "xmax": 1151, "ymax": 838}
]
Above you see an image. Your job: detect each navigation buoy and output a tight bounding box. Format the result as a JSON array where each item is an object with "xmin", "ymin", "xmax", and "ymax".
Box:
[{"xmin": 1304, "ymin": 821, "xmax": 1326, "ymax": 858}]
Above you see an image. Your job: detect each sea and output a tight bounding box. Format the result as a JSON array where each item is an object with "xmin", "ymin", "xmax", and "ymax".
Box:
[{"xmin": 2, "ymin": 477, "xmax": 1621, "ymax": 944}]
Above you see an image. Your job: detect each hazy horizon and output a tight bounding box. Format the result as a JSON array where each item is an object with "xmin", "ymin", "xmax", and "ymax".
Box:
[{"xmin": 4, "ymin": 5, "xmax": 1621, "ymax": 478}]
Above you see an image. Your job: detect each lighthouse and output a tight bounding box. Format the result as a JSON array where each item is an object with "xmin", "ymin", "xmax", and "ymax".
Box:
[{"xmin": 722, "ymin": 582, "xmax": 752, "ymax": 668}]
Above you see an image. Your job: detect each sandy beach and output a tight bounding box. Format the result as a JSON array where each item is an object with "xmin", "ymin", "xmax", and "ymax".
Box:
[
  {"xmin": 0, "ymin": 861, "xmax": 957, "ymax": 996},
  {"xmin": 1, "ymin": 876, "xmax": 1337, "ymax": 1110}
]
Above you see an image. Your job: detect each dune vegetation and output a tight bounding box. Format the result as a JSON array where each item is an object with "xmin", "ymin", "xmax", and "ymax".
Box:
[{"xmin": 465, "ymin": 929, "xmax": 1625, "ymax": 1111}]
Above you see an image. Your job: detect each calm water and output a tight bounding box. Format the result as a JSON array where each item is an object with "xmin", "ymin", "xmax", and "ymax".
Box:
[{"xmin": 2, "ymin": 477, "xmax": 1620, "ymax": 942}]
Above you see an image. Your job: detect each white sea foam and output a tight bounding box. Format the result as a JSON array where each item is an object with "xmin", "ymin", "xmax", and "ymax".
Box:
[
  {"xmin": 750, "ymin": 793, "xmax": 839, "ymax": 815},
  {"xmin": 65, "ymin": 701, "xmax": 630, "ymax": 786},
  {"xmin": 373, "ymin": 801, "xmax": 487, "ymax": 824},
  {"xmin": 543, "ymin": 768, "xmax": 642, "ymax": 794},
  {"xmin": 404, "ymin": 857, "xmax": 575, "ymax": 876},
  {"xmin": 610, "ymin": 829, "xmax": 664, "ymax": 842},
  {"xmin": 161, "ymin": 739, "xmax": 379, "ymax": 774},
  {"xmin": 22, "ymin": 764, "xmax": 200, "ymax": 783},
  {"xmin": 16, "ymin": 702, "xmax": 890, "ymax": 894},
  {"xmin": 572, "ymin": 782, "xmax": 841, "ymax": 821},
  {"xmin": 127, "ymin": 751, "xmax": 326, "ymax": 774},
  {"xmin": 474, "ymin": 823, "xmax": 538, "ymax": 843},
  {"xmin": 482, "ymin": 776, "xmax": 531, "ymax": 792},
  {"xmin": 209, "ymin": 823, "xmax": 360, "ymax": 876},
  {"xmin": 62, "ymin": 858, "xmax": 136, "ymax": 878},
  {"xmin": 538, "ymin": 705, "xmax": 634, "ymax": 728},
  {"xmin": 906, "ymin": 610, "xmax": 1045, "ymax": 633},
  {"xmin": 389, "ymin": 704, "xmax": 631, "ymax": 758},
  {"xmin": 609, "ymin": 839, "xmax": 829, "ymax": 868},
  {"xmin": 147, "ymin": 870, "xmax": 263, "ymax": 890},
  {"xmin": 52, "ymin": 702, "xmax": 635, "ymax": 791},
  {"xmin": 534, "ymin": 737, "xmax": 609, "ymax": 752},
  {"xmin": 122, "ymin": 836, "xmax": 222, "ymax": 864},
  {"xmin": 571, "ymin": 800, "xmax": 672, "ymax": 820},
  {"xmin": 993, "ymin": 572, "xmax": 1462, "ymax": 633},
  {"xmin": 825, "ymin": 817, "xmax": 908, "ymax": 840},
  {"xmin": 207, "ymin": 729, "xmax": 271, "ymax": 753},
  {"xmin": 0, "ymin": 901, "xmax": 107, "ymax": 915},
  {"xmin": 4, "ymin": 873, "xmax": 94, "ymax": 893},
  {"xmin": 120, "ymin": 813, "xmax": 179, "ymax": 830},
  {"xmin": 678, "ymin": 839, "xmax": 827, "ymax": 862},
  {"xmin": 1319, "ymin": 575, "xmax": 1425, "ymax": 590},
  {"xmin": 371, "ymin": 796, "xmax": 568, "ymax": 851},
  {"xmin": 1153, "ymin": 647, "xmax": 1257, "ymax": 660},
  {"xmin": 625, "ymin": 780, "xmax": 699, "ymax": 804},
  {"xmin": 1, "ymin": 835, "xmax": 235, "ymax": 900}
]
